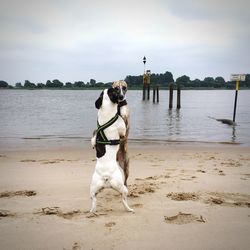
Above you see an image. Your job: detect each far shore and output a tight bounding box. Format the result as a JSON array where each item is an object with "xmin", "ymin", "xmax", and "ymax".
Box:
[{"xmin": 2, "ymin": 87, "xmax": 250, "ymax": 91}]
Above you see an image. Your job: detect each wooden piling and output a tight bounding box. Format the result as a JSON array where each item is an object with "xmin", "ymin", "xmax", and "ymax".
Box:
[
  {"xmin": 156, "ymin": 86, "xmax": 159, "ymax": 102},
  {"xmin": 147, "ymin": 84, "xmax": 150, "ymax": 100},
  {"xmin": 153, "ymin": 87, "xmax": 156, "ymax": 103},
  {"xmin": 142, "ymin": 85, "xmax": 146, "ymax": 100},
  {"xmin": 169, "ymin": 83, "xmax": 173, "ymax": 109},
  {"xmin": 177, "ymin": 85, "xmax": 181, "ymax": 109}
]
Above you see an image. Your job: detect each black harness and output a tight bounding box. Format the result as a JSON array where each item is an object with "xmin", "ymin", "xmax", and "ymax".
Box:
[
  {"xmin": 95, "ymin": 100, "xmax": 127, "ymax": 158},
  {"xmin": 95, "ymin": 113, "xmax": 120, "ymax": 158},
  {"xmin": 96, "ymin": 113, "xmax": 120, "ymax": 146}
]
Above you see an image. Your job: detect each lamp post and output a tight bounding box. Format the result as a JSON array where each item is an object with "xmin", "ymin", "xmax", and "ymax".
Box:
[{"xmin": 142, "ymin": 56, "xmax": 146, "ymax": 100}]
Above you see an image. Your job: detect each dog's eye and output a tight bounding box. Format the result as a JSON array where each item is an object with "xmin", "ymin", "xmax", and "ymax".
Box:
[
  {"xmin": 114, "ymin": 87, "xmax": 119, "ymax": 92},
  {"xmin": 122, "ymin": 86, "xmax": 127, "ymax": 91}
]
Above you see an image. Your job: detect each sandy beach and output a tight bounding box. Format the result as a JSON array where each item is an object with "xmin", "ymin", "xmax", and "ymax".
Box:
[{"xmin": 0, "ymin": 143, "xmax": 250, "ymax": 250}]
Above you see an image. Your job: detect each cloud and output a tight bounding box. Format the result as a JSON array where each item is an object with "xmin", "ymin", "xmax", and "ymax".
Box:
[{"xmin": 0, "ymin": 0, "xmax": 249, "ymax": 84}]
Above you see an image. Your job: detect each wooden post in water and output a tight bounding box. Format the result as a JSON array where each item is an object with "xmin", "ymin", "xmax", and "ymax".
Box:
[
  {"xmin": 142, "ymin": 69, "xmax": 151, "ymax": 101},
  {"xmin": 177, "ymin": 85, "xmax": 181, "ymax": 109},
  {"xmin": 153, "ymin": 87, "xmax": 156, "ymax": 103},
  {"xmin": 169, "ymin": 83, "xmax": 173, "ymax": 109},
  {"xmin": 142, "ymin": 84, "xmax": 146, "ymax": 100},
  {"xmin": 156, "ymin": 86, "xmax": 159, "ymax": 102}
]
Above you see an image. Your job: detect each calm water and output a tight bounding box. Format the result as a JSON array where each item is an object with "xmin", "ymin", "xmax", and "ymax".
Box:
[{"xmin": 0, "ymin": 89, "xmax": 250, "ymax": 150}]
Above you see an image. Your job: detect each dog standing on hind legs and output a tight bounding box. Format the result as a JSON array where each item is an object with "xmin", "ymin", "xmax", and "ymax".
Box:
[
  {"xmin": 91, "ymin": 80, "xmax": 130, "ymax": 186},
  {"xmin": 89, "ymin": 88, "xmax": 134, "ymax": 213}
]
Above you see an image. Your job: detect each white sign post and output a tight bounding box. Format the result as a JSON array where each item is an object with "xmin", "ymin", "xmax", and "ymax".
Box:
[{"xmin": 230, "ymin": 74, "xmax": 246, "ymax": 82}]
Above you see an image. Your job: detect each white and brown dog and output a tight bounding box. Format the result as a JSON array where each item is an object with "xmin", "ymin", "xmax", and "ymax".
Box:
[
  {"xmin": 90, "ymin": 88, "xmax": 133, "ymax": 213},
  {"xmin": 91, "ymin": 80, "xmax": 130, "ymax": 186}
]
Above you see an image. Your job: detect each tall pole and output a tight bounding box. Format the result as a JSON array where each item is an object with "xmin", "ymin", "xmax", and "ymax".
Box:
[
  {"xmin": 142, "ymin": 56, "xmax": 146, "ymax": 100},
  {"xmin": 233, "ymin": 80, "xmax": 239, "ymax": 123}
]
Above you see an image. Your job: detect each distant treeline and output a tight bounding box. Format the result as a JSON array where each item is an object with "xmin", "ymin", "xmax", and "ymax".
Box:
[{"xmin": 1, "ymin": 72, "xmax": 250, "ymax": 89}]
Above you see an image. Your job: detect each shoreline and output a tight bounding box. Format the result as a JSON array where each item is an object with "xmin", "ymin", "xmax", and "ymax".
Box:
[{"xmin": 1, "ymin": 137, "xmax": 248, "ymax": 154}]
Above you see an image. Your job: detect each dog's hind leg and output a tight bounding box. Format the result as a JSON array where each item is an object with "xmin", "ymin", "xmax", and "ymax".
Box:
[
  {"xmin": 121, "ymin": 186, "xmax": 134, "ymax": 213},
  {"xmin": 111, "ymin": 180, "xmax": 134, "ymax": 212},
  {"xmin": 90, "ymin": 176, "xmax": 104, "ymax": 213}
]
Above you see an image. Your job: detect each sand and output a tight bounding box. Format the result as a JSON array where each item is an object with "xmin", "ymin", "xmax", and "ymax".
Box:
[{"xmin": 0, "ymin": 143, "xmax": 250, "ymax": 250}]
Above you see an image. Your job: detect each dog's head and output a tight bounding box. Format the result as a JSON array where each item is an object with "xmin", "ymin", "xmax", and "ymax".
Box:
[
  {"xmin": 112, "ymin": 80, "xmax": 128, "ymax": 102},
  {"xmin": 95, "ymin": 88, "xmax": 119, "ymax": 109}
]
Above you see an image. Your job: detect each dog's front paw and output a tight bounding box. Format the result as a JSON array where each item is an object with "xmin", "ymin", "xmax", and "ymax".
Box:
[
  {"xmin": 91, "ymin": 136, "xmax": 96, "ymax": 149},
  {"xmin": 127, "ymin": 208, "xmax": 134, "ymax": 213}
]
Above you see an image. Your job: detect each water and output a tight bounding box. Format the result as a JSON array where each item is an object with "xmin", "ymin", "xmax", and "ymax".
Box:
[{"xmin": 0, "ymin": 89, "xmax": 250, "ymax": 150}]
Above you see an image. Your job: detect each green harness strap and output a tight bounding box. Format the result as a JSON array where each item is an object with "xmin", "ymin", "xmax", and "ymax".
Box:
[{"xmin": 96, "ymin": 113, "xmax": 120, "ymax": 145}]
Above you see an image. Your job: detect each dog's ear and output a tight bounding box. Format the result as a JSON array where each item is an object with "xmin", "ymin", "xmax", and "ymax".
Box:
[{"xmin": 95, "ymin": 91, "xmax": 104, "ymax": 109}]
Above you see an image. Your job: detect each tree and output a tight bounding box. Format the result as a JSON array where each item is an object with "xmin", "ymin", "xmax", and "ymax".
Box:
[
  {"xmin": 191, "ymin": 79, "xmax": 202, "ymax": 88},
  {"xmin": 52, "ymin": 79, "xmax": 63, "ymax": 88},
  {"xmin": 24, "ymin": 80, "xmax": 36, "ymax": 88},
  {"xmin": 124, "ymin": 75, "xmax": 142, "ymax": 87},
  {"xmin": 65, "ymin": 82, "xmax": 73, "ymax": 88},
  {"xmin": 15, "ymin": 82, "xmax": 22, "ymax": 88},
  {"xmin": 164, "ymin": 71, "xmax": 174, "ymax": 84},
  {"xmin": 176, "ymin": 75, "xmax": 190, "ymax": 87},
  {"xmin": 245, "ymin": 74, "xmax": 250, "ymax": 88},
  {"xmin": 203, "ymin": 77, "xmax": 214, "ymax": 87},
  {"xmin": 37, "ymin": 83, "xmax": 45, "ymax": 88},
  {"xmin": 0, "ymin": 80, "xmax": 9, "ymax": 88},
  {"xmin": 74, "ymin": 81, "xmax": 84, "ymax": 88},
  {"xmin": 95, "ymin": 82, "xmax": 105, "ymax": 87},
  {"xmin": 214, "ymin": 77, "xmax": 225, "ymax": 88},
  {"xmin": 90, "ymin": 79, "xmax": 96, "ymax": 86},
  {"xmin": 46, "ymin": 80, "xmax": 53, "ymax": 87}
]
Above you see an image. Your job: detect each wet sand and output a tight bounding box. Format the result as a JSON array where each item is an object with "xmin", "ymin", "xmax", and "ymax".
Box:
[{"xmin": 0, "ymin": 143, "xmax": 250, "ymax": 250}]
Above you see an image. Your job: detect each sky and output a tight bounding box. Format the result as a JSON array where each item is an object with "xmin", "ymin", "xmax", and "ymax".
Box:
[{"xmin": 0, "ymin": 0, "xmax": 249, "ymax": 85}]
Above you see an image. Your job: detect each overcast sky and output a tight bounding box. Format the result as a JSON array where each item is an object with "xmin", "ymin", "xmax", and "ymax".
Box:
[{"xmin": 0, "ymin": 0, "xmax": 249, "ymax": 84}]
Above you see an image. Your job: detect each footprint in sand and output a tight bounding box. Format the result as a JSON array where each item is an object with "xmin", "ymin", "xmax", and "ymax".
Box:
[
  {"xmin": 20, "ymin": 159, "xmax": 37, "ymax": 163},
  {"xmin": 35, "ymin": 207, "xmax": 82, "ymax": 219},
  {"xmin": 166, "ymin": 192, "xmax": 250, "ymax": 208},
  {"xmin": 197, "ymin": 169, "xmax": 206, "ymax": 173},
  {"xmin": 132, "ymin": 203, "xmax": 143, "ymax": 208},
  {"xmin": 0, "ymin": 209, "xmax": 15, "ymax": 218},
  {"xmin": 221, "ymin": 160, "xmax": 242, "ymax": 168},
  {"xmin": 166, "ymin": 192, "xmax": 200, "ymax": 201},
  {"xmin": 218, "ymin": 170, "xmax": 225, "ymax": 176},
  {"xmin": 0, "ymin": 190, "xmax": 37, "ymax": 198},
  {"xmin": 128, "ymin": 181, "xmax": 157, "ymax": 198},
  {"xmin": 72, "ymin": 242, "xmax": 82, "ymax": 250},
  {"xmin": 105, "ymin": 221, "xmax": 116, "ymax": 228},
  {"xmin": 164, "ymin": 212, "xmax": 206, "ymax": 225},
  {"xmin": 20, "ymin": 159, "xmax": 71, "ymax": 164}
]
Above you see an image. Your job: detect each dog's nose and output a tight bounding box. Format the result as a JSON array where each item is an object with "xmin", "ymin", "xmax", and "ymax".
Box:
[{"xmin": 118, "ymin": 95, "xmax": 124, "ymax": 100}]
